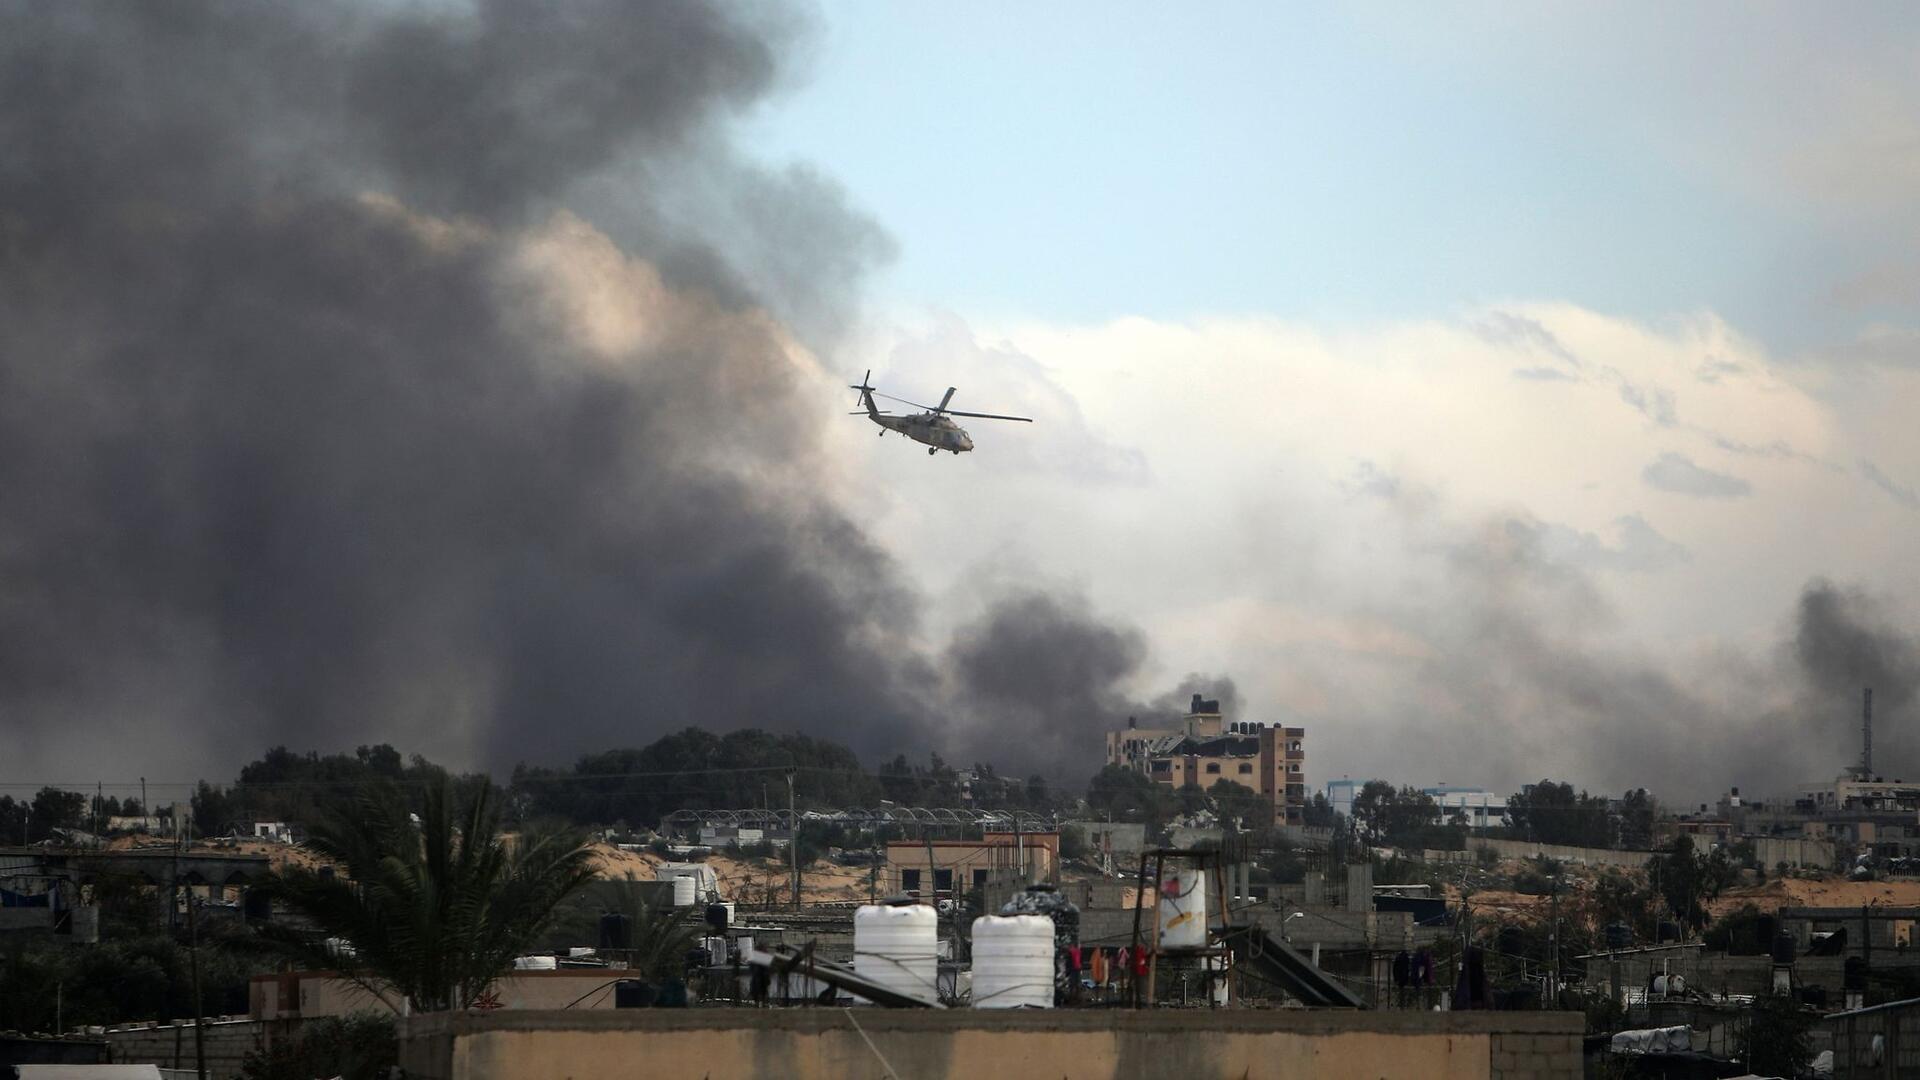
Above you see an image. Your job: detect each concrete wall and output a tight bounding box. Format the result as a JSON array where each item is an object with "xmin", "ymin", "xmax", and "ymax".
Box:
[
  {"xmin": 1067, "ymin": 821, "xmax": 1145, "ymax": 859},
  {"xmin": 103, "ymin": 1018, "xmax": 293, "ymax": 1080},
  {"xmin": 1750, "ymin": 835, "xmax": 1839, "ymax": 870},
  {"xmin": 251, "ymin": 970, "xmax": 634, "ymax": 1020},
  {"xmin": 1423, "ymin": 838, "xmax": 1650, "ymax": 869},
  {"xmin": 1421, "ymin": 835, "xmax": 1836, "ymax": 870},
  {"xmin": 399, "ymin": 1007, "xmax": 1583, "ymax": 1080}
]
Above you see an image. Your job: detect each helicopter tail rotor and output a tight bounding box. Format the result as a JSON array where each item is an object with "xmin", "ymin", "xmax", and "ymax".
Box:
[{"xmin": 848, "ymin": 369, "xmax": 881, "ymax": 417}]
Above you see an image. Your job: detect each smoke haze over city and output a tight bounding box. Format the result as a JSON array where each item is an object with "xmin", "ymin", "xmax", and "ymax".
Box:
[{"xmin": 3, "ymin": 2, "xmax": 1919, "ymax": 803}]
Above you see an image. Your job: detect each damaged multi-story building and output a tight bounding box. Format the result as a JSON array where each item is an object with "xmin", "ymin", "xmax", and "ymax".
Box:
[{"xmin": 1104, "ymin": 694, "xmax": 1307, "ymax": 825}]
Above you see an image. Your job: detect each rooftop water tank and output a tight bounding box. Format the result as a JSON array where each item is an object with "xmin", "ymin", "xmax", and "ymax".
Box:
[
  {"xmin": 513, "ymin": 955, "xmax": 557, "ymax": 970},
  {"xmin": 670, "ymin": 874, "xmax": 697, "ymax": 908},
  {"xmin": 853, "ymin": 904, "xmax": 938, "ymax": 1004},
  {"xmin": 971, "ymin": 914, "xmax": 1055, "ymax": 1009},
  {"xmin": 1157, "ymin": 865, "xmax": 1208, "ymax": 949}
]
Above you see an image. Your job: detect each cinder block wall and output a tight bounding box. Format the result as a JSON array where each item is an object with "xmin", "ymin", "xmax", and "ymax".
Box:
[{"xmin": 104, "ymin": 1018, "xmax": 293, "ymax": 1080}]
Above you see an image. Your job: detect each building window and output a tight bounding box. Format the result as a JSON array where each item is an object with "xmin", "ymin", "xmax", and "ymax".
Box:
[
  {"xmin": 973, "ymin": 868, "xmax": 989, "ymax": 889},
  {"xmin": 1205, "ymin": 763, "xmax": 1221, "ymax": 774},
  {"xmin": 1238, "ymin": 763, "xmax": 1253, "ymax": 774},
  {"xmin": 1289, "ymin": 762, "xmax": 1301, "ymax": 773},
  {"xmin": 934, "ymin": 869, "xmax": 953, "ymax": 893},
  {"xmin": 902, "ymin": 868, "xmax": 921, "ymax": 894},
  {"xmin": 1151, "ymin": 760, "xmax": 1170, "ymax": 772}
]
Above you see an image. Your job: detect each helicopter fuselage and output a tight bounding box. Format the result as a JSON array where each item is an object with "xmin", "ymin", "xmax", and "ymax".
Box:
[{"xmin": 872, "ymin": 411, "xmax": 973, "ymax": 453}]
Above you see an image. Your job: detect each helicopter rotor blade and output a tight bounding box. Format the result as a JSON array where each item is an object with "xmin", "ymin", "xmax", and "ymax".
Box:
[
  {"xmin": 873, "ymin": 390, "xmax": 938, "ymax": 411},
  {"xmin": 943, "ymin": 409, "xmax": 1033, "ymax": 422}
]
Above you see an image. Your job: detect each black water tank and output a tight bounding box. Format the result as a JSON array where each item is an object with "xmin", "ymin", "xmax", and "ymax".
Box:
[
  {"xmin": 1844, "ymin": 956, "xmax": 1867, "ymax": 992},
  {"xmin": 705, "ymin": 902, "xmax": 730, "ymax": 931},
  {"xmin": 1604, "ymin": 923, "xmax": 1631, "ymax": 950},
  {"xmin": 613, "ymin": 979, "xmax": 656, "ymax": 1008},
  {"xmin": 1771, "ymin": 930, "xmax": 1797, "ymax": 966},
  {"xmin": 599, "ymin": 912, "xmax": 632, "ymax": 950}
]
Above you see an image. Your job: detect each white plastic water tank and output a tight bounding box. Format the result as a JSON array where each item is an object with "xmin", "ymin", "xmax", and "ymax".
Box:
[
  {"xmin": 670, "ymin": 874, "xmax": 697, "ymax": 908},
  {"xmin": 1157, "ymin": 865, "xmax": 1208, "ymax": 949},
  {"xmin": 513, "ymin": 955, "xmax": 557, "ymax": 970},
  {"xmin": 970, "ymin": 914, "xmax": 1054, "ymax": 1009},
  {"xmin": 853, "ymin": 904, "xmax": 938, "ymax": 1003}
]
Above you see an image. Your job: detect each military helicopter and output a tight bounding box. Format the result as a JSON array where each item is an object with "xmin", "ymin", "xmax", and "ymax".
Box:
[{"xmin": 849, "ymin": 370, "xmax": 1032, "ymax": 455}]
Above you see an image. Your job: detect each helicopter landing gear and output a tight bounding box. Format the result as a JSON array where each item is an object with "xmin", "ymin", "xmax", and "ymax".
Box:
[{"xmin": 927, "ymin": 446, "xmax": 937, "ymax": 455}]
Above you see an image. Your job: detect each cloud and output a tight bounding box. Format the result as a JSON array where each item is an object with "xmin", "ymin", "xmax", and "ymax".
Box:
[
  {"xmin": 1642, "ymin": 452, "xmax": 1752, "ymax": 498},
  {"xmin": 1475, "ymin": 311, "xmax": 1582, "ymax": 370},
  {"xmin": 928, "ymin": 303, "xmax": 1918, "ymax": 799},
  {"xmin": 1860, "ymin": 460, "xmax": 1920, "ymax": 510},
  {"xmin": 1512, "ymin": 366, "xmax": 1579, "ymax": 382},
  {"xmin": 1523, "ymin": 513, "xmax": 1691, "ymax": 574},
  {"xmin": 1615, "ymin": 379, "xmax": 1679, "ymax": 427}
]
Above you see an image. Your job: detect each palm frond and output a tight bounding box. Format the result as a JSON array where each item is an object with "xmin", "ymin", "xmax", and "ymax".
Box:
[{"xmin": 260, "ymin": 776, "xmax": 595, "ymax": 1013}]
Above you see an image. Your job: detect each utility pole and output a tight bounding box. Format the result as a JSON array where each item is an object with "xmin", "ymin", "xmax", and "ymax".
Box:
[
  {"xmin": 1013, "ymin": 808, "xmax": 1025, "ymax": 882},
  {"xmin": 187, "ymin": 882, "xmax": 207, "ymax": 1080},
  {"xmin": 141, "ymin": 777, "xmax": 147, "ymax": 820},
  {"xmin": 1549, "ymin": 875, "xmax": 1561, "ymax": 1003},
  {"xmin": 786, "ymin": 771, "xmax": 799, "ymax": 909},
  {"xmin": 174, "ymin": 823, "xmax": 206, "ymax": 1080}
]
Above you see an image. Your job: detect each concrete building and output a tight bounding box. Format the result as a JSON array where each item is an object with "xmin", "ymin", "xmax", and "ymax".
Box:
[
  {"xmin": 1068, "ymin": 821, "xmax": 1145, "ymax": 873},
  {"xmin": 1422, "ymin": 786, "xmax": 1510, "ymax": 829},
  {"xmin": 884, "ymin": 831, "xmax": 1058, "ymax": 899},
  {"xmin": 1324, "ymin": 778, "xmax": 1376, "ymax": 819},
  {"xmin": 1105, "ymin": 695, "xmax": 1307, "ymax": 826}
]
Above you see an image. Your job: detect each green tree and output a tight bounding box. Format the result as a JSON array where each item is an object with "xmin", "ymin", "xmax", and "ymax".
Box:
[
  {"xmin": 1302, "ymin": 791, "xmax": 1335, "ymax": 828},
  {"xmin": 1351, "ymin": 782, "xmax": 1455, "ymax": 849},
  {"xmin": 264, "ymin": 778, "xmax": 595, "ymax": 1012},
  {"xmin": 26, "ymin": 787, "xmax": 87, "ymax": 842},
  {"xmin": 1058, "ymin": 824, "xmax": 1088, "ymax": 861},
  {"xmin": 553, "ymin": 876, "xmax": 701, "ymax": 982},
  {"xmin": 1616, "ymin": 788, "xmax": 1657, "ymax": 849},
  {"xmin": 516, "ymin": 728, "xmax": 882, "ymax": 827},
  {"xmin": 239, "ymin": 1013, "xmax": 397, "ymax": 1080},
  {"xmin": 1085, "ymin": 765, "xmax": 1160, "ymax": 820},
  {"xmin": 1647, "ymin": 835, "xmax": 1715, "ymax": 931},
  {"xmin": 0, "ymin": 796, "xmax": 26, "ymax": 844},
  {"xmin": 1205, "ymin": 779, "xmax": 1263, "ymax": 823},
  {"xmin": 1507, "ymin": 780, "xmax": 1614, "ymax": 848},
  {"xmin": 1737, "ymin": 993, "xmax": 1815, "ymax": 1076}
]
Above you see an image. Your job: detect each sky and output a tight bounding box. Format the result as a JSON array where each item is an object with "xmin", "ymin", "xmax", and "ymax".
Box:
[
  {"xmin": 744, "ymin": 3, "xmax": 1920, "ymax": 347},
  {"xmin": 2, "ymin": 2, "xmax": 1917, "ymax": 807},
  {"xmin": 761, "ymin": 3, "xmax": 1920, "ymax": 798}
]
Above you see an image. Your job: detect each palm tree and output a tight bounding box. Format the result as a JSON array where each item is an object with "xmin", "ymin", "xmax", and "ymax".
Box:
[
  {"xmin": 265, "ymin": 778, "xmax": 596, "ymax": 1013},
  {"xmin": 556, "ymin": 875, "xmax": 703, "ymax": 981}
]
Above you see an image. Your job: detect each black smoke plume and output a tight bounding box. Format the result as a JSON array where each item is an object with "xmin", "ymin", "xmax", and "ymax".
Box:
[
  {"xmin": 1795, "ymin": 580, "xmax": 1920, "ymax": 720},
  {"xmin": 0, "ymin": 1, "xmax": 1193, "ymax": 787}
]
